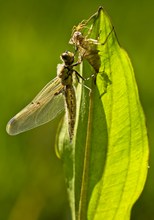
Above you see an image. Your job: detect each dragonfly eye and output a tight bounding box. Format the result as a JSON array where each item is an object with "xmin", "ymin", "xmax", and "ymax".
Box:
[{"xmin": 61, "ymin": 51, "xmax": 74, "ymax": 65}]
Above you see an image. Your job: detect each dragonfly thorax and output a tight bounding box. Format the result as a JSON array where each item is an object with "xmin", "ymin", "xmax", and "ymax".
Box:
[{"xmin": 57, "ymin": 64, "xmax": 73, "ymax": 86}]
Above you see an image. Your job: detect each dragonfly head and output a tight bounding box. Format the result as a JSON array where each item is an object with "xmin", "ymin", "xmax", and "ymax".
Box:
[{"xmin": 61, "ymin": 51, "xmax": 74, "ymax": 66}]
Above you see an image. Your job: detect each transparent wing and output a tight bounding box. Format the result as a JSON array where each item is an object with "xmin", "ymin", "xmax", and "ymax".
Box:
[{"xmin": 6, "ymin": 76, "xmax": 65, "ymax": 135}]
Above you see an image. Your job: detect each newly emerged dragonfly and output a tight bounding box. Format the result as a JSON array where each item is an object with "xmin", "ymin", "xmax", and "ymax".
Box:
[{"xmin": 6, "ymin": 51, "xmax": 83, "ymax": 140}]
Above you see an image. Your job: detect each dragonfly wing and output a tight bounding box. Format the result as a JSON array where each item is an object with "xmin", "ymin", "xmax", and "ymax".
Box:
[{"xmin": 6, "ymin": 77, "xmax": 65, "ymax": 135}]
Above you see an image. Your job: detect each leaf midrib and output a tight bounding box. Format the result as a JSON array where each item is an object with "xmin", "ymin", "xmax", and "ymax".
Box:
[{"xmin": 77, "ymin": 84, "xmax": 94, "ymax": 220}]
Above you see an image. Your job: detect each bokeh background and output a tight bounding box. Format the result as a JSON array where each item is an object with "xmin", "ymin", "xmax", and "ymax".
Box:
[{"xmin": 1, "ymin": 0, "xmax": 153, "ymax": 219}]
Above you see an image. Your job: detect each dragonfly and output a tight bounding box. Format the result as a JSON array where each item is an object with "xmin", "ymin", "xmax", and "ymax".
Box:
[{"xmin": 6, "ymin": 51, "xmax": 83, "ymax": 141}]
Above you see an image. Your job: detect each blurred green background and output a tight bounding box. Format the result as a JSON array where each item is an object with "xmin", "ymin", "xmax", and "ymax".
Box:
[{"xmin": 1, "ymin": 0, "xmax": 153, "ymax": 219}]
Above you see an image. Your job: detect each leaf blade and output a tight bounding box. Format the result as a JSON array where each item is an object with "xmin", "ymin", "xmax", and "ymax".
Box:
[
  {"xmin": 88, "ymin": 7, "xmax": 149, "ymax": 220},
  {"xmin": 58, "ymin": 6, "xmax": 149, "ymax": 220}
]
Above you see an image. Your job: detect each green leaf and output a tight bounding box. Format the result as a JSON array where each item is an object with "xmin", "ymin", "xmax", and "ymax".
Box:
[{"xmin": 56, "ymin": 6, "xmax": 149, "ymax": 220}]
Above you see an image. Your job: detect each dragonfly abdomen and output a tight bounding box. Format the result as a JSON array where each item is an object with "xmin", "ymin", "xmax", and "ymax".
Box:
[{"xmin": 64, "ymin": 85, "xmax": 76, "ymax": 141}]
